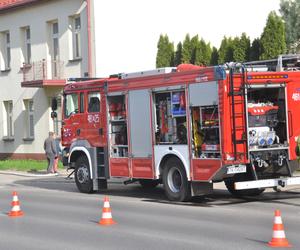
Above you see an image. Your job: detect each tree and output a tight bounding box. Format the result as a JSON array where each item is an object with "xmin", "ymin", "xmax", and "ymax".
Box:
[
  {"xmin": 190, "ymin": 35, "xmax": 200, "ymax": 64},
  {"xmin": 182, "ymin": 34, "xmax": 192, "ymax": 63},
  {"xmin": 198, "ymin": 39, "xmax": 212, "ymax": 66},
  {"xmin": 156, "ymin": 34, "xmax": 174, "ymax": 68},
  {"xmin": 218, "ymin": 36, "xmax": 228, "ymax": 64},
  {"xmin": 260, "ymin": 11, "xmax": 286, "ymax": 60},
  {"xmin": 249, "ymin": 38, "xmax": 261, "ymax": 61},
  {"xmin": 232, "ymin": 33, "xmax": 250, "ymax": 62},
  {"xmin": 280, "ymin": 0, "xmax": 300, "ymax": 52},
  {"xmin": 174, "ymin": 42, "xmax": 183, "ymax": 66},
  {"xmin": 218, "ymin": 36, "xmax": 234, "ymax": 64},
  {"xmin": 210, "ymin": 47, "xmax": 219, "ymax": 65}
]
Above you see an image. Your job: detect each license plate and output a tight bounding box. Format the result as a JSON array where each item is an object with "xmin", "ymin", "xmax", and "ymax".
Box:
[{"xmin": 227, "ymin": 165, "xmax": 247, "ymax": 174}]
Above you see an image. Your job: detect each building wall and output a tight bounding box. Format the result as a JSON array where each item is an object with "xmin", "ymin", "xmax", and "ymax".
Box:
[{"xmin": 0, "ymin": 0, "xmax": 90, "ymax": 159}]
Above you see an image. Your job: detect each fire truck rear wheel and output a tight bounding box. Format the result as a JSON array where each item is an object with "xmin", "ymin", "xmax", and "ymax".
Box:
[
  {"xmin": 224, "ymin": 172, "xmax": 265, "ymax": 197},
  {"xmin": 75, "ymin": 156, "xmax": 94, "ymax": 193},
  {"xmin": 162, "ymin": 157, "xmax": 191, "ymax": 202}
]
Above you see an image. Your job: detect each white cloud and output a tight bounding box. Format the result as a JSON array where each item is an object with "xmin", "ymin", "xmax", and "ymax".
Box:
[{"xmin": 94, "ymin": 0, "xmax": 280, "ymax": 76}]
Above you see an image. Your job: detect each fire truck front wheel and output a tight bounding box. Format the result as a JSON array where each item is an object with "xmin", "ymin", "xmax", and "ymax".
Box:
[
  {"xmin": 75, "ymin": 156, "xmax": 94, "ymax": 193},
  {"xmin": 162, "ymin": 157, "xmax": 191, "ymax": 201}
]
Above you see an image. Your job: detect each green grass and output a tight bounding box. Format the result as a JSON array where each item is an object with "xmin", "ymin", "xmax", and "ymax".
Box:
[{"xmin": 0, "ymin": 160, "xmax": 63, "ymax": 172}]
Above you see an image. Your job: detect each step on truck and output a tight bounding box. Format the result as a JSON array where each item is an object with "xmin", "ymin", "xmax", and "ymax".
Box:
[{"xmin": 53, "ymin": 55, "xmax": 300, "ymax": 201}]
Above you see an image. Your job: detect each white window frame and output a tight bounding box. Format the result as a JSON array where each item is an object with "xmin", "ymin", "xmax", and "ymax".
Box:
[
  {"xmin": 52, "ymin": 22, "xmax": 59, "ymax": 78},
  {"xmin": 73, "ymin": 16, "xmax": 81, "ymax": 59},
  {"xmin": 3, "ymin": 100, "xmax": 14, "ymax": 138},
  {"xmin": 25, "ymin": 27, "xmax": 31, "ymax": 65},
  {"xmin": 23, "ymin": 99, "xmax": 34, "ymax": 139},
  {"xmin": 0, "ymin": 31, "xmax": 11, "ymax": 71},
  {"xmin": 5, "ymin": 32, "xmax": 10, "ymax": 69}
]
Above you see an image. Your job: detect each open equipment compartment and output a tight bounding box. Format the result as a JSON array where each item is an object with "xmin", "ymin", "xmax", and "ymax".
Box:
[
  {"xmin": 107, "ymin": 95, "xmax": 128, "ymax": 157},
  {"xmin": 247, "ymin": 86, "xmax": 288, "ymax": 150},
  {"xmin": 154, "ymin": 90, "xmax": 187, "ymax": 145},
  {"xmin": 191, "ymin": 105, "xmax": 221, "ymax": 159}
]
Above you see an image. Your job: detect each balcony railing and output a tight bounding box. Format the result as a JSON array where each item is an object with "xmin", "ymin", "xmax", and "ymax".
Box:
[{"xmin": 22, "ymin": 59, "xmax": 64, "ymax": 82}]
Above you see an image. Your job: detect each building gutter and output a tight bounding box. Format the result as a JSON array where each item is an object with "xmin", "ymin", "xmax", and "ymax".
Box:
[{"xmin": 87, "ymin": 0, "xmax": 92, "ymax": 77}]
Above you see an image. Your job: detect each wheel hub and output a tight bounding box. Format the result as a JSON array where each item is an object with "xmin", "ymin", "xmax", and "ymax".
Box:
[
  {"xmin": 77, "ymin": 166, "xmax": 89, "ymax": 184},
  {"xmin": 167, "ymin": 167, "xmax": 182, "ymax": 193}
]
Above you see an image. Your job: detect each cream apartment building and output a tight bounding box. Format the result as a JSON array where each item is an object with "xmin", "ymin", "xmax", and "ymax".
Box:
[{"xmin": 0, "ymin": 0, "xmax": 95, "ymax": 159}]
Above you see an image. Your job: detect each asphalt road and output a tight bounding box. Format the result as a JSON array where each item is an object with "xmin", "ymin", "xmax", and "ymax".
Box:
[{"xmin": 0, "ymin": 171, "xmax": 300, "ymax": 250}]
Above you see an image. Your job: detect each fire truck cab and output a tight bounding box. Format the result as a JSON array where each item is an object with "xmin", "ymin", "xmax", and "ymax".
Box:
[{"xmin": 57, "ymin": 55, "xmax": 300, "ymax": 201}]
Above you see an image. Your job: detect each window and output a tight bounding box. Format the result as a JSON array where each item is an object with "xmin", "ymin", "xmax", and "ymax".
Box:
[
  {"xmin": 52, "ymin": 22, "xmax": 59, "ymax": 78},
  {"xmin": 73, "ymin": 16, "xmax": 81, "ymax": 58},
  {"xmin": 3, "ymin": 101, "xmax": 13, "ymax": 138},
  {"xmin": 80, "ymin": 92, "xmax": 85, "ymax": 113},
  {"xmin": 88, "ymin": 92, "xmax": 100, "ymax": 113},
  {"xmin": 64, "ymin": 93, "xmax": 78, "ymax": 118},
  {"xmin": 0, "ymin": 31, "xmax": 11, "ymax": 70},
  {"xmin": 25, "ymin": 27, "xmax": 31, "ymax": 64},
  {"xmin": 24, "ymin": 99, "xmax": 34, "ymax": 138},
  {"xmin": 52, "ymin": 96, "xmax": 62, "ymax": 135}
]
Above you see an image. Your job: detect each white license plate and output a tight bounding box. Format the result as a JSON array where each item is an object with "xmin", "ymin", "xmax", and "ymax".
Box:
[{"xmin": 227, "ymin": 165, "xmax": 247, "ymax": 174}]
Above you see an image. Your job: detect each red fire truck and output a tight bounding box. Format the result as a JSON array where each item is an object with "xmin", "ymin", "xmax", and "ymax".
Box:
[{"xmin": 53, "ymin": 55, "xmax": 300, "ymax": 201}]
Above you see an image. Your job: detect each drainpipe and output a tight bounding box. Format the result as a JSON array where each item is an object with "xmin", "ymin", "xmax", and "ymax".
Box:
[{"xmin": 87, "ymin": 0, "xmax": 92, "ymax": 77}]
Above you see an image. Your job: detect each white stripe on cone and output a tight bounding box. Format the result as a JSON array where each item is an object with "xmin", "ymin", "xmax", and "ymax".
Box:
[
  {"xmin": 104, "ymin": 201, "xmax": 110, "ymax": 208},
  {"xmin": 13, "ymin": 196, "xmax": 19, "ymax": 202},
  {"xmin": 102, "ymin": 212, "xmax": 112, "ymax": 219},
  {"xmin": 272, "ymin": 230, "xmax": 286, "ymax": 239},
  {"xmin": 274, "ymin": 216, "xmax": 283, "ymax": 224},
  {"xmin": 11, "ymin": 205, "xmax": 21, "ymax": 211}
]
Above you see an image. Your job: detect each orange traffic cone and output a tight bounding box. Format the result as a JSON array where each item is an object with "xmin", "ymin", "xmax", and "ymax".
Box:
[
  {"xmin": 98, "ymin": 196, "xmax": 116, "ymax": 226},
  {"xmin": 8, "ymin": 191, "xmax": 24, "ymax": 217},
  {"xmin": 268, "ymin": 210, "xmax": 291, "ymax": 248}
]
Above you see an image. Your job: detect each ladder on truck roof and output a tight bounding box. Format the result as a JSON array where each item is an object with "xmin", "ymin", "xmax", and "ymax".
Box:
[{"xmin": 228, "ymin": 64, "xmax": 248, "ymax": 161}]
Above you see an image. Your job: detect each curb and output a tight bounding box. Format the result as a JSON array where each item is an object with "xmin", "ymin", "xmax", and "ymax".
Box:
[{"xmin": 0, "ymin": 170, "xmax": 60, "ymax": 178}]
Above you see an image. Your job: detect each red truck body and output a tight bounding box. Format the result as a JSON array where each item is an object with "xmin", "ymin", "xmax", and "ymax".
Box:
[{"xmin": 59, "ymin": 61, "xmax": 300, "ymax": 201}]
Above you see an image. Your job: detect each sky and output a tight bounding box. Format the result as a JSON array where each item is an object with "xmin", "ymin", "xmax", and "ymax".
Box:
[{"xmin": 94, "ymin": 0, "xmax": 280, "ymax": 77}]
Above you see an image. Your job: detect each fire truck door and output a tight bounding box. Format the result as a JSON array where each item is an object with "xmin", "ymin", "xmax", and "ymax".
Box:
[
  {"xmin": 82, "ymin": 90, "xmax": 106, "ymax": 147},
  {"xmin": 128, "ymin": 90, "xmax": 154, "ymax": 178},
  {"xmin": 287, "ymin": 82, "xmax": 300, "ymax": 159}
]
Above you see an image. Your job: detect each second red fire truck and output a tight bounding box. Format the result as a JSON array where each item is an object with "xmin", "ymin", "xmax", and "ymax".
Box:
[{"xmin": 53, "ymin": 55, "xmax": 300, "ymax": 201}]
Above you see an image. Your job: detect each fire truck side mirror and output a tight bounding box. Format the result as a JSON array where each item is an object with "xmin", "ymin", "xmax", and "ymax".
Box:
[{"xmin": 51, "ymin": 97, "xmax": 58, "ymax": 111}]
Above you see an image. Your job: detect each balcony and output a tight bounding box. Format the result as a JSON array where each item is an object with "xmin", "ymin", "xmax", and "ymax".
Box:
[{"xmin": 21, "ymin": 59, "xmax": 66, "ymax": 88}]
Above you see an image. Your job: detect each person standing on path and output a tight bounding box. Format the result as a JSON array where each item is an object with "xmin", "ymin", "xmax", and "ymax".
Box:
[
  {"xmin": 53, "ymin": 133, "xmax": 62, "ymax": 173},
  {"xmin": 44, "ymin": 131, "xmax": 58, "ymax": 174}
]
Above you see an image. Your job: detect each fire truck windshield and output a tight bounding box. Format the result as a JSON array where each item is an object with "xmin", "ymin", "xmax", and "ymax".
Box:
[{"xmin": 64, "ymin": 93, "xmax": 79, "ymax": 118}]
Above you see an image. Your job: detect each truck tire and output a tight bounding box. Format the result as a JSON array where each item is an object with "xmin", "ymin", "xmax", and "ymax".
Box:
[
  {"xmin": 75, "ymin": 156, "xmax": 94, "ymax": 193},
  {"xmin": 162, "ymin": 157, "xmax": 191, "ymax": 201},
  {"xmin": 224, "ymin": 172, "xmax": 265, "ymax": 197},
  {"xmin": 139, "ymin": 179, "xmax": 160, "ymax": 189}
]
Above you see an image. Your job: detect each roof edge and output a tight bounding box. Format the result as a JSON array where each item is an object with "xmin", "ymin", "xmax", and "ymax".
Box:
[{"xmin": 0, "ymin": 0, "xmax": 46, "ymax": 13}]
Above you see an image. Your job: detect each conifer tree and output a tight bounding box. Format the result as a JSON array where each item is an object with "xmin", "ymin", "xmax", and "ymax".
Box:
[
  {"xmin": 156, "ymin": 34, "xmax": 174, "ymax": 67},
  {"xmin": 210, "ymin": 47, "xmax": 219, "ymax": 65},
  {"xmin": 260, "ymin": 11, "xmax": 286, "ymax": 59},
  {"xmin": 249, "ymin": 38, "xmax": 261, "ymax": 61},
  {"xmin": 182, "ymin": 34, "xmax": 192, "ymax": 63},
  {"xmin": 174, "ymin": 42, "xmax": 183, "ymax": 66}
]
